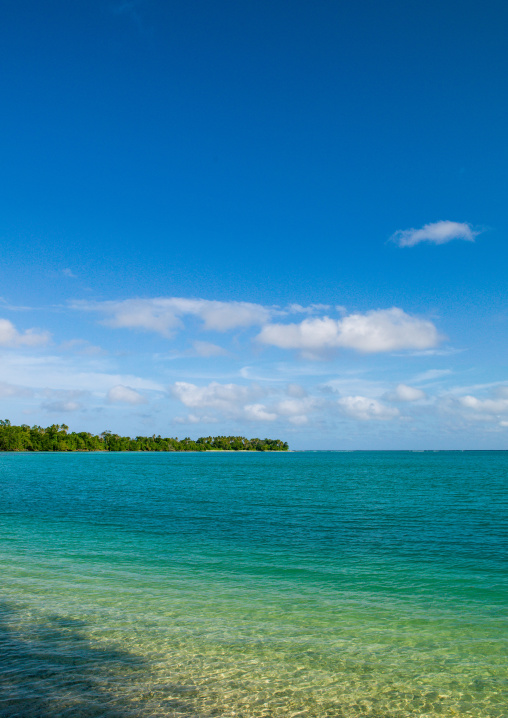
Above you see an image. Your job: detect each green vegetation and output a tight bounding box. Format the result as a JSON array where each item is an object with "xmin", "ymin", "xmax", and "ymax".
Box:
[{"xmin": 0, "ymin": 420, "xmax": 288, "ymax": 452}]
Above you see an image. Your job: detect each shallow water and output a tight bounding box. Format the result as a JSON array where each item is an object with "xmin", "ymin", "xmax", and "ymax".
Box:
[{"xmin": 0, "ymin": 451, "xmax": 506, "ymax": 717}]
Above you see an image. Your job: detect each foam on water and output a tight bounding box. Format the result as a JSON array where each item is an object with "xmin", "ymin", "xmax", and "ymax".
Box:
[{"xmin": 0, "ymin": 451, "xmax": 507, "ymax": 717}]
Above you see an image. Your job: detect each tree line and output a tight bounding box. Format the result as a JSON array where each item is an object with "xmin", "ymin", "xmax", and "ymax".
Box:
[{"xmin": 0, "ymin": 421, "xmax": 289, "ymax": 452}]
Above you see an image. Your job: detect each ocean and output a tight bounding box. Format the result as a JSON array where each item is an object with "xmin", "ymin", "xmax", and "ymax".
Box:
[{"xmin": 0, "ymin": 451, "xmax": 506, "ymax": 717}]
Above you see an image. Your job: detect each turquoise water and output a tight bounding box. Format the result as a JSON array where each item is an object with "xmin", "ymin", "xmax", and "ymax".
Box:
[{"xmin": 0, "ymin": 451, "xmax": 506, "ymax": 717}]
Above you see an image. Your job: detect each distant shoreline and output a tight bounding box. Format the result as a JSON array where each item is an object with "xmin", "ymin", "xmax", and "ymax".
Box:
[{"xmin": 0, "ymin": 422, "xmax": 289, "ymax": 452}]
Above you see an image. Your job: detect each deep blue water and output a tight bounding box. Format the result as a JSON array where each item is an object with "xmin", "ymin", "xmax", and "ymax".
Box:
[{"xmin": 1, "ymin": 451, "xmax": 507, "ymax": 717}]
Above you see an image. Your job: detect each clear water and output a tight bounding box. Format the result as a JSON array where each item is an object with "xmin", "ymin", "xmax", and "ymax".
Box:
[{"xmin": 0, "ymin": 451, "xmax": 506, "ymax": 717}]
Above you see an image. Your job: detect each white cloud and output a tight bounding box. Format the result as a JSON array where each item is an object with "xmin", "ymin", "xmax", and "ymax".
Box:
[
  {"xmin": 458, "ymin": 395, "xmax": 508, "ymax": 414},
  {"xmin": 276, "ymin": 397, "xmax": 317, "ymax": 416},
  {"xmin": 244, "ymin": 404, "xmax": 277, "ymax": 421},
  {"xmin": 387, "ymin": 384, "xmax": 426, "ymax": 402},
  {"xmin": 192, "ymin": 340, "xmax": 228, "ymax": 357},
  {"xmin": 273, "ymin": 395, "xmax": 320, "ymax": 426},
  {"xmin": 391, "ymin": 221, "xmax": 479, "ymax": 248},
  {"xmin": 195, "ymin": 300, "xmax": 270, "ymax": 331},
  {"xmin": 0, "ymin": 318, "xmax": 50, "ymax": 348},
  {"xmin": 72, "ymin": 297, "xmax": 271, "ymax": 337},
  {"xmin": 337, "ymin": 309, "xmax": 440, "ymax": 352},
  {"xmin": 107, "ymin": 385, "xmax": 147, "ymax": 405},
  {"xmin": 62, "ymin": 268, "xmax": 77, "ymax": 278},
  {"xmin": 257, "ymin": 308, "xmax": 441, "ymax": 355},
  {"xmin": 438, "ymin": 385, "xmax": 508, "ymax": 428},
  {"xmin": 171, "ymin": 381, "xmax": 256, "ymax": 412},
  {"xmin": 337, "ymin": 396, "xmax": 399, "ymax": 421}
]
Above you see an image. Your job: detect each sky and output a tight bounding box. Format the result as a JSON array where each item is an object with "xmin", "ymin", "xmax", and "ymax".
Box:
[{"xmin": 1, "ymin": 0, "xmax": 507, "ymax": 449}]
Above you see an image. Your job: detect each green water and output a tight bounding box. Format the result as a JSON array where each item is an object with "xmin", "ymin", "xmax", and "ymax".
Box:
[{"xmin": 0, "ymin": 451, "xmax": 506, "ymax": 717}]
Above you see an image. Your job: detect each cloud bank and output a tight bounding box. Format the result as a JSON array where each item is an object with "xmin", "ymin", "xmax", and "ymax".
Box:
[
  {"xmin": 72, "ymin": 298, "xmax": 271, "ymax": 337},
  {"xmin": 170, "ymin": 381, "xmax": 405, "ymax": 426},
  {"xmin": 170, "ymin": 381, "xmax": 320, "ymax": 425},
  {"xmin": 257, "ymin": 308, "xmax": 441, "ymax": 355},
  {"xmin": 391, "ymin": 221, "xmax": 479, "ymax": 248},
  {"xmin": 72, "ymin": 299, "xmax": 443, "ymax": 360}
]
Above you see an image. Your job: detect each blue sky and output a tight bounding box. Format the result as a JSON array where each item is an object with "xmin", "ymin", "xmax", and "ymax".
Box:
[{"xmin": 1, "ymin": 0, "xmax": 507, "ymax": 448}]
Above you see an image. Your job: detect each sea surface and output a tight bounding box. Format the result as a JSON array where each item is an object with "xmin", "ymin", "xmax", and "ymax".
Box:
[{"xmin": 0, "ymin": 451, "xmax": 506, "ymax": 717}]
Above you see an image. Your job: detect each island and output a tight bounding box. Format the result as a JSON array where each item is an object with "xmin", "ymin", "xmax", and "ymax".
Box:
[{"xmin": 0, "ymin": 420, "xmax": 288, "ymax": 452}]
